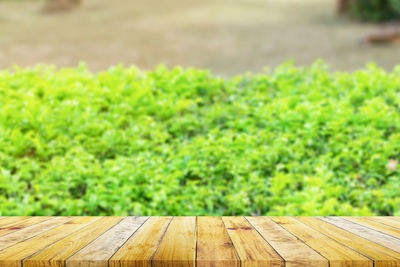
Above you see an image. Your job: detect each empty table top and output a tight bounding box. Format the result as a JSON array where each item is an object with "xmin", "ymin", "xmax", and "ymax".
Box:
[{"xmin": 0, "ymin": 216, "xmax": 399, "ymax": 267}]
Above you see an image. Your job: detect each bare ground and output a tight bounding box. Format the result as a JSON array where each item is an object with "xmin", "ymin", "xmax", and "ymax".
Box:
[{"xmin": 0, "ymin": 0, "xmax": 399, "ymax": 76}]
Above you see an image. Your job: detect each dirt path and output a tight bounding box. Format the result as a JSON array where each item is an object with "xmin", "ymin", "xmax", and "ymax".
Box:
[{"xmin": 0, "ymin": 0, "xmax": 398, "ymax": 75}]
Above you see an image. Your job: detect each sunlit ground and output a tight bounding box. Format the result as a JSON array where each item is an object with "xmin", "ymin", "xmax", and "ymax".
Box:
[{"xmin": 0, "ymin": 0, "xmax": 399, "ymax": 75}]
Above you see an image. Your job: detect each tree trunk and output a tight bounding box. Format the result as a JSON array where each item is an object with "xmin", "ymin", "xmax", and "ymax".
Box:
[
  {"xmin": 42, "ymin": 0, "xmax": 82, "ymax": 13},
  {"xmin": 337, "ymin": 0, "xmax": 351, "ymax": 14}
]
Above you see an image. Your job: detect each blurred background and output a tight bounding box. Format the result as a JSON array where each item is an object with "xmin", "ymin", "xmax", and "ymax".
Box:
[{"xmin": 0, "ymin": 0, "xmax": 399, "ymax": 76}]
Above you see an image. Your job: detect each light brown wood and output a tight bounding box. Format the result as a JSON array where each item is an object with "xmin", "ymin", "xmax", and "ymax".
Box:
[
  {"xmin": 197, "ymin": 217, "xmax": 240, "ymax": 267},
  {"xmin": 246, "ymin": 217, "xmax": 328, "ymax": 267},
  {"xmin": 67, "ymin": 216, "xmax": 149, "ymax": 267},
  {"xmin": 23, "ymin": 217, "xmax": 124, "ymax": 267},
  {"xmin": 271, "ymin": 217, "xmax": 372, "ymax": 267},
  {"xmin": 0, "ymin": 217, "xmax": 30, "ymax": 227},
  {"xmin": 320, "ymin": 216, "xmax": 400, "ymax": 254},
  {"xmin": 0, "ymin": 217, "xmax": 75, "ymax": 251},
  {"xmin": 368, "ymin": 217, "xmax": 400, "ymax": 229},
  {"xmin": 110, "ymin": 217, "xmax": 172, "ymax": 267},
  {"xmin": 298, "ymin": 217, "xmax": 400, "ymax": 267},
  {"xmin": 0, "ymin": 217, "xmax": 51, "ymax": 237},
  {"xmin": 222, "ymin": 217, "xmax": 284, "ymax": 267},
  {"xmin": 0, "ymin": 217, "xmax": 99, "ymax": 267},
  {"xmin": 344, "ymin": 217, "xmax": 400, "ymax": 239},
  {"xmin": 0, "ymin": 217, "xmax": 399, "ymax": 267},
  {"xmin": 152, "ymin": 217, "xmax": 196, "ymax": 267}
]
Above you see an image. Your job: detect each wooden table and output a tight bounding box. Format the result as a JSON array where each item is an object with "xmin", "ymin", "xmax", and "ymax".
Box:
[{"xmin": 0, "ymin": 217, "xmax": 399, "ymax": 267}]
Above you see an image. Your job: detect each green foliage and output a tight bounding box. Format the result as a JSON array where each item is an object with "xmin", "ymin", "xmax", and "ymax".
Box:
[
  {"xmin": 0, "ymin": 62, "xmax": 399, "ymax": 216},
  {"xmin": 348, "ymin": 0, "xmax": 400, "ymax": 22}
]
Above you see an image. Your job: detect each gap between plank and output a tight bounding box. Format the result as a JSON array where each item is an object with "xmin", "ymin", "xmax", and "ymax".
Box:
[
  {"xmin": 293, "ymin": 217, "xmax": 376, "ymax": 265},
  {"xmin": 63, "ymin": 216, "xmax": 133, "ymax": 267},
  {"xmin": 149, "ymin": 216, "xmax": 174, "ymax": 267},
  {"xmin": 244, "ymin": 216, "xmax": 286, "ymax": 267},
  {"xmin": 104, "ymin": 216, "xmax": 151, "ymax": 267},
  {"xmin": 220, "ymin": 216, "xmax": 242, "ymax": 267},
  {"xmin": 20, "ymin": 217, "xmax": 104, "ymax": 266},
  {"xmin": 341, "ymin": 217, "xmax": 400, "ymax": 241}
]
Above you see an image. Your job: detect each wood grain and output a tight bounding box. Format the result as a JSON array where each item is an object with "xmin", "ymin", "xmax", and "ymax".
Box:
[
  {"xmin": 0, "ymin": 217, "xmax": 99, "ymax": 267},
  {"xmin": 110, "ymin": 216, "xmax": 172, "ymax": 267},
  {"xmin": 0, "ymin": 217, "xmax": 30, "ymax": 227},
  {"xmin": 367, "ymin": 217, "xmax": 400, "ymax": 229},
  {"xmin": 222, "ymin": 217, "xmax": 284, "ymax": 267},
  {"xmin": 67, "ymin": 216, "xmax": 148, "ymax": 267},
  {"xmin": 0, "ymin": 217, "xmax": 399, "ymax": 267},
  {"xmin": 344, "ymin": 217, "xmax": 400, "ymax": 239},
  {"xmin": 197, "ymin": 217, "xmax": 240, "ymax": 267},
  {"xmin": 152, "ymin": 217, "xmax": 196, "ymax": 267},
  {"xmin": 246, "ymin": 217, "xmax": 328, "ymax": 267},
  {"xmin": 271, "ymin": 217, "xmax": 372, "ymax": 267},
  {"xmin": 0, "ymin": 217, "xmax": 51, "ymax": 237},
  {"xmin": 24, "ymin": 217, "xmax": 124, "ymax": 267},
  {"xmin": 0, "ymin": 217, "xmax": 75, "ymax": 251},
  {"xmin": 299, "ymin": 217, "xmax": 400, "ymax": 267},
  {"xmin": 320, "ymin": 216, "xmax": 400, "ymax": 254}
]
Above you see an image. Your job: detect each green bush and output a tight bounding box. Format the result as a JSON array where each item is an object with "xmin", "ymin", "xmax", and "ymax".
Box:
[
  {"xmin": 0, "ymin": 62, "xmax": 399, "ymax": 216},
  {"xmin": 347, "ymin": 0, "xmax": 400, "ymax": 22}
]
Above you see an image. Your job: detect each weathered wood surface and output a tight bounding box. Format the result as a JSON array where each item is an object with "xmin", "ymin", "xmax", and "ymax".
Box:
[{"xmin": 0, "ymin": 217, "xmax": 399, "ymax": 267}]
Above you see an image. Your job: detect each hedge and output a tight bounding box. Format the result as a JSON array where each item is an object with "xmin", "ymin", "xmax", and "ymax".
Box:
[
  {"xmin": 0, "ymin": 62, "xmax": 399, "ymax": 216},
  {"xmin": 346, "ymin": 0, "xmax": 400, "ymax": 22}
]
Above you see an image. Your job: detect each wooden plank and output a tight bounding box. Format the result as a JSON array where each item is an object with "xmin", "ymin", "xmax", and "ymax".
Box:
[
  {"xmin": 298, "ymin": 217, "xmax": 400, "ymax": 267},
  {"xmin": 67, "ymin": 216, "xmax": 148, "ymax": 267},
  {"xmin": 367, "ymin": 217, "xmax": 400, "ymax": 229},
  {"xmin": 0, "ymin": 217, "xmax": 99, "ymax": 267},
  {"xmin": 270, "ymin": 217, "xmax": 372, "ymax": 267},
  {"xmin": 320, "ymin": 216, "xmax": 400, "ymax": 254},
  {"xmin": 344, "ymin": 217, "xmax": 400, "ymax": 239},
  {"xmin": 1, "ymin": 216, "xmax": 400, "ymax": 267},
  {"xmin": 246, "ymin": 217, "xmax": 328, "ymax": 267},
  {"xmin": 152, "ymin": 216, "xmax": 196, "ymax": 267},
  {"xmin": 0, "ymin": 217, "xmax": 75, "ymax": 251},
  {"xmin": 196, "ymin": 217, "xmax": 240, "ymax": 267},
  {"xmin": 24, "ymin": 217, "xmax": 124, "ymax": 267},
  {"xmin": 0, "ymin": 217, "xmax": 30, "ymax": 227},
  {"xmin": 110, "ymin": 216, "xmax": 172, "ymax": 267},
  {"xmin": 0, "ymin": 217, "xmax": 51, "ymax": 237},
  {"xmin": 222, "ymin": 217, "xmax": 284, "ymax": 267}
]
